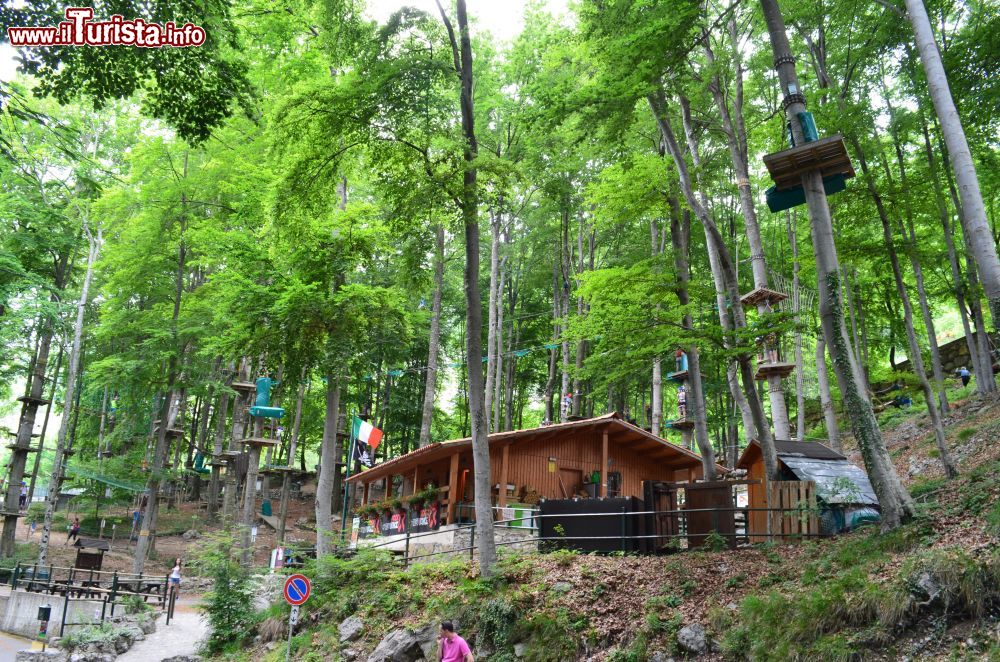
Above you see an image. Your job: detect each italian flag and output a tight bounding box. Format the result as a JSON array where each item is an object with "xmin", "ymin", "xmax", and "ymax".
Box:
[{"xmin": 352, "ymin": 416, "xmax": 383, "ymax": 451}]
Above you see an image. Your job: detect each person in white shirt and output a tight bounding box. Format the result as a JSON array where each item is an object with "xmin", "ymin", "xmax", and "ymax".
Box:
[{"xmin": 169, "ymin": 558, "xmax": 182, "ymax": 599}]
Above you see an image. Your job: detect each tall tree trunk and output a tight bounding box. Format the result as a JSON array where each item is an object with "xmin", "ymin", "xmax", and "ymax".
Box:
[
  {"xmin": 503, "ymin": 264, "xmax": 520, "ymax": 432},
  {"xmin": 651, "ymin": 357, "xmax": 662, "ymax": 436},
  {"xmin": 97, "ymin": 386, "xmax": 110, "ymax": 463},
  {"xmin": 650, "ymin": 92, "xmax": 772, "ymax": 476},
  {"xmin": 279, "ymin": 379, "xmax": 306, "ymax": 543},
  {"xmin": 543, "ymin": 261, "xmax": 558, "ymax": 423},
  {"xmin": 852, "ymin": 134, "xmax": 957, "ymax": 477},
  {"xmin": 315, "ymin": 377, "xmax": 340, "ymax": 558},
  {"xmin": 419, "ymin": 224, "xmax": 445, "ymax": 447},
  {"xmin": 572, "ymin": 212, "xmax": 586, "ymax": 418},
  {"xmin": 436, "ymin": 0, "xmax": 496, "ymax": 575},
  {"xmin": 877, "ymin": 93, "xmax": 949, "ymax": 412},
  {"xmin": 816, "ymin": 336, "xmax": 841, "ymax": 452},
  {"xmin": 223, "ymin": 360, "xmax": 251, "ymax": 524},
  {"xmin": 134, "ymin": 207, "xmax": 186, "ymax": 572},
  {"xmin": 843, "ymin": 266, "xmax": 865, "ymax": 379},
  {"xmin": 651, "ymin": 220, "xmax": 663, "ymax": 437},
  {"xmin": 667, "ymin": 191, "xmax": 716, "ymax": 478},
  {"xmin": 919, "ymin": 116, "xmax": 985, "ymax": 393},
  {"xmin": 208, "ymin": 373, "xmax": 230, "ymax": 518},
  {"xmin": 493, "ymin": 258, "xmax": 506, "ymax": 431},
  {"xmin": 787, "ymin": 212, "xmax": 806, "ymax": 439},
  {"xmin": 703, "ymin": 36, "xmax": 791, "ymax": 441},
  {"xmin": 560, "ymin": 210, "xmax": 571, "ymax": 423},
  {"xmin": 240, "ymin": 414, "xmax": 264, "ymax": 565},
  {"xmin": 485, "ymin": 213, "xmax": 500, "ymax": 432},
  {"xmin": 904, "ymin": 0, "xmax": 1000, "ymax": 327},
  {"xmin": 36, "ymin": 225, "xmax": 99, "ymax": 566},
  {"xmin": 27, "ymin": 343, "xmax": 63, "ymax": 504},
  {"xmin": 1, "ymin": 302, "xmax": 64, "ymax": 554},
  {"xmin": 760, "ymin": 0, "xmax": 913, "ymax": 528}
]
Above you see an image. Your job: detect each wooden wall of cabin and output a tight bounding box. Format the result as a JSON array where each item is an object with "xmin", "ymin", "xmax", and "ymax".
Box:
[{"xmin": 487, "ymin": 427, "xmax": 699, "ymax": 501}]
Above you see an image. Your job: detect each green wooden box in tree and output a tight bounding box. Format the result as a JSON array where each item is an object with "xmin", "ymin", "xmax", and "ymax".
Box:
[{"xmin": 765, "ymin": 173, "xmax": 847, "ymax": 213}]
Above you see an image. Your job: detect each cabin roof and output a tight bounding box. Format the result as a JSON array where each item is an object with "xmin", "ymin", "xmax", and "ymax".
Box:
[
  {"xmin": 737, "ymin": 439, "xmax": 878, "ymax": 505},
  {"xmin": 347, "ymin": 412, "xmax": 722, "ymax": 484},
  {"xmin": 73, "ymin": 537, "xmax": 110, "ymax": 552},
  {"xmin": 736, "ymin": 438, "xmax": 846, "ymax": 468}
]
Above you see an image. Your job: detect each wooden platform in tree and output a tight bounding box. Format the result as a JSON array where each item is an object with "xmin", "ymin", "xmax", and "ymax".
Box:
[
  {"xmin": 666, "ymin": 370, "xmax": 689, "ymax": 382},
  {"xmin": 244, "ymin": 437, "xmax": 279, "ymax": 448},
  {"xmin": 0, "ymin": 511, "xmax": 26, "ymax": 518},
  {"xmin": 231, "ymin": 381, "xmax": 257, "ymax": 392},
  {"xmin": 5, "ymin": 444, "xmax": 41, "ymax": 453},
  {"xmin": 16, "ymin": 395, "xmax": 52, "ymax": 406},
  {"xmin": 763, "ymin": 134, "xmax": 855, "ymax": 190},
  {"xmin": 152, "ymin": 421, "xmax": 185, "ymax": 436},
  {"xmin": 755, "ymin": 362, "xmax": 796, "ymax": 380},
  {"xmin": 740, "ymin": 287, "xmax": 788, "ymax": 308},
  {"xmin": 214, "ymin": 450, "xmax": 242, "ymax": 460},
  {"xmin": 665, "ymin": 419, "xmax": 695, "ymax": 431}
]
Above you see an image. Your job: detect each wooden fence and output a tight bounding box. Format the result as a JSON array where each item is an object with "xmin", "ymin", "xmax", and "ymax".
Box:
[{"xmin": 767, "ymin": 480, "xmax": 818, "ymax": 540}]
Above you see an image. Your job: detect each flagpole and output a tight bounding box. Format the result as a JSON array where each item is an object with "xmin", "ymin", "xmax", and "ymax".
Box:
[{"xmin": 339, "ymin": 413, "xmax": 357, "ymax": 543}]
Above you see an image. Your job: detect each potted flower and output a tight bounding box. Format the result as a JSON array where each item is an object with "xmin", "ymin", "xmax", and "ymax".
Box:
[{"xmin": 417, "ymin": 484, "xmax": 440, "ymax": 508}]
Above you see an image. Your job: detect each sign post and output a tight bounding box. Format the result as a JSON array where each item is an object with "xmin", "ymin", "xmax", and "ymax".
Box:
[{"xmin": 283, "ymin": 574, "xmax": 310, "ymax": 662}]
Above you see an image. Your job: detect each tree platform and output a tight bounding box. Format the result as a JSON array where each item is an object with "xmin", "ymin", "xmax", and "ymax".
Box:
[
  {"xmin": 16, "ymin": 395, "xmax": 52, "ymax": 406},
  {"xmin": 244, "ymin": 437, "xmax": 278, "ymax": 448},
  {"xmin": 755, "ymin": 362, "xmax": 796, "ymax": 380},
  {"xmin": 665, "ymin": 419, "xmax": 695, "ymax": 430},
  {"xmin": 763, "ymin": 134, "xmax": 855, "ymax": 190},
  {"xmin": 740, "ymin": 287, "xmax": 788, "ymax": 308}
]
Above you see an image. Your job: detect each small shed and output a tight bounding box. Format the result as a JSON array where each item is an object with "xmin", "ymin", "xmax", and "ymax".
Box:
[
  {"xmin": 73, "ymin": 537, "xmax": 110, "ymax": 571},
  {"xmin": 738, "ymin": 440, "xmax": 879, "ymax": 537}
]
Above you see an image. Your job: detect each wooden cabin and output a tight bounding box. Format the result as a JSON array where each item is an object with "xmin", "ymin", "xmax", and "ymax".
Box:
[
  {"xmin": 348, "ymin": 412, "xmax": 716, "ymax": 526},
  {"xmin": 738, "ymin": 439, "xmax": 879, "ymax": 539}
]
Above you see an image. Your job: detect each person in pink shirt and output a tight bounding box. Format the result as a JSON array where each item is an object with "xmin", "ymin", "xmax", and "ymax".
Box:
[{"xmin": 438, "ymin": 621, "xmax": 474, "ymax": 662}]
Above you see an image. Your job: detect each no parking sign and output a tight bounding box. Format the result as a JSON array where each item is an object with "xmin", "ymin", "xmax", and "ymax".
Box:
[
  {"xmin": 283, "ymin": 573, "xmax": 310, "ymax": 606},
  {"xmin": 283, "ymin": 574, "xmax": 311, "ymax": 661}
]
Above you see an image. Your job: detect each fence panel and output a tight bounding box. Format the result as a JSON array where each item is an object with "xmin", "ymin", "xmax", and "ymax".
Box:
[{"xmin": 766, "ymin": 480, "xmax": 818, "ymax": 541}]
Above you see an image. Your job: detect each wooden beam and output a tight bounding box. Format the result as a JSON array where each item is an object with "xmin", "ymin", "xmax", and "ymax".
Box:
[
  {"xmin": 447, "ymin": 452, "xmax": 460, "ymax": 524},
  {"xmin": 601, "ymin": 429, "xmax": 609, "ymax": 498},
  {"xmin": 499, "ymin": 445, "xmax": 510, "ymax": 507},
  {"xmin": 413, "ymin": 465, "xmax": 421, "ymax": 495},
  {"xmin": 362, "ymin": 482, "xmax": 370, "ymax": 506}
]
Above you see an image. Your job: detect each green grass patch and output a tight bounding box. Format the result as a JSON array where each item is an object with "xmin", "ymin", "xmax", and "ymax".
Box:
[
  {"xmin": 909, "ymin": 477, "xmax": 947, "ymax": 499},
  {"xmin": 719, "ymin": 522, "xmax": 1000, "ymax": 661}
]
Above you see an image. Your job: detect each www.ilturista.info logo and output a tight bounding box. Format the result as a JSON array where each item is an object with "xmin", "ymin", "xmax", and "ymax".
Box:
[{"xmin": 7, "ymin": 7, "xmax": 206, "ymax": 47}]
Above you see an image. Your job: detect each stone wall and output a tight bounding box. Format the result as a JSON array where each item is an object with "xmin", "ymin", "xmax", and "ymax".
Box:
[
  {"xmin": 1, "ymin": 590, "xmax": 106, "ymax": 638},
  {"xmin": 893, "ymin": 332, "xmax": 997, "ymax": 375}
]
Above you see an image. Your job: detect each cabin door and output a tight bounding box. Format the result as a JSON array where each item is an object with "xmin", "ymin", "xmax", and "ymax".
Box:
[{"xmin": 642, "ymin": 480, "xmax": 679, "ymax": 554}]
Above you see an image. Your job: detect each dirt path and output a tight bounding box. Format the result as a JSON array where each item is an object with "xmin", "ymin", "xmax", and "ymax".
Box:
[{"xmin": 116, "ymin": 597, "xmax": 208, "ymax": 662}]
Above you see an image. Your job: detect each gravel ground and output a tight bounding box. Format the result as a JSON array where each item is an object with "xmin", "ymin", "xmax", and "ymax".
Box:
[{"xmin": 116, "ymin": 597, "xmax": 208, "ymax": 662}]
